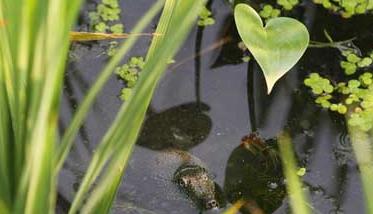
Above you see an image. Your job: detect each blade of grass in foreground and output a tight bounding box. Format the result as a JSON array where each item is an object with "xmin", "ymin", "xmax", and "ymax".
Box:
[
  {"xmin": 19, "ymin": 0, "xmax": 83, "ymax": 213},
  {"xmin": 278, "ymin": 132, "xmax": 311, "ymax": 214},
  {"xmin": 348, "ymin": 126, "xmax": 373, "ymax": 214},
  {"xmin": 71, "ymin": 0, "xmax": 206, "ymax": 213},
  {"xmin": 56, "ymin": 0, "xmax": 165, "ymax": 172},
  {"xmin": 79, "ymin": 0, "xmax": 177, "ymax": 212},
  {"xmin": 0, "ymin": 0, "xmax": 82, "ymax": 212},
  {"xmin": 65, "ymin": 1, "xmax": 166, "ymax": 213},
  {"xmin": 0, "ymin": 5, "xmax": 12, "ymax": 209}
]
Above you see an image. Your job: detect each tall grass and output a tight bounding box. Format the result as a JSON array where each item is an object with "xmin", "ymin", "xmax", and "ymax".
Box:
[
  {"xmin": 348, "ymin": 124, "xmax": 373, "ymax": 213},
  {"xmin": 278, "ymin": 132, "xmax": 311, "ymax": 214},
  {"xmin": 278, "ymin": 129, "xmax": 373, "ymax": 214},
  {"xmin": 0, "ymin": 0, "xmax": 206, "ymax": 213}
]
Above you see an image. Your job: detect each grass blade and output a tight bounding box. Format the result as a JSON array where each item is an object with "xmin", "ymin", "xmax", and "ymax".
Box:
[
  {"xmin": 73, "ymin": 0, "xmax": 206, "ymax": 212},
  {"xmin": 278, "ymin": 132, "xmax": 311, "ymax": 214},
  {"xmin": 348, "ymin": 126, "xmax": 373, "ymax": 214},
  {"xmin": 56, "ymin": 0, "xmax": 165, "ymax": 173}
]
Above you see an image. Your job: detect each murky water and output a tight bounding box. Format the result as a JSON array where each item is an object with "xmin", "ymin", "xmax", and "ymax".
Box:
[{"xmin": 59, "ymin": 0, "xmax": 373, "ymax": 213}]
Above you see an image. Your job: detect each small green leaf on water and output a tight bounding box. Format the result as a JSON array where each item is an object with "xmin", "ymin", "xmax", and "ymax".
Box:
[
  {"xmin": 297, "ymin": 167, "xmax": 306, "ymax": 176},
  {"xmin": 242, "ymin": 56, "xmax": 251, "ymax": 62},
  {"xmin": 234, "ymin": 4, "xmax": 309, "ymax": 93}
]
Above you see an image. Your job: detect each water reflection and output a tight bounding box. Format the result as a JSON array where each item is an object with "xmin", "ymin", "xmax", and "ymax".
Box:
[
  {"xmin": 137, "ymin": 102, "xmax": 212, "ymax": 151},
  {"xmin": 59, "ymin": 0, "xmax": 372, "ymax": 213},
  {"xmin": 224, "ymin": 133, "xmax": 285, "ymax": 213}
]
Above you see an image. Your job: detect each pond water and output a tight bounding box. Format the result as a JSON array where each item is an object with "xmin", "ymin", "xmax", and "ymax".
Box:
[{"xmin": 58, "ymin": 0, "xmax": 373, "ymax": 213}]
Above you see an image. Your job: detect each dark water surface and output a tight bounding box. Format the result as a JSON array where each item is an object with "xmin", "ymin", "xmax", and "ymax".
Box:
[{"xmin": 59, "ymin": 0, "xmax": 373, "ymax": 213}]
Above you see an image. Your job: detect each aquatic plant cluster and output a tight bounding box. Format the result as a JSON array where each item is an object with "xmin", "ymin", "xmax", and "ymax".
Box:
[
  {"xmin": 115, "ymin": 56, "xmax": 145, "ymax": 101},
  {"xmin": 88, "ymin": 0, "xmax": 124, "ymax": 33},
  {"xmin": 87, "ymin": 1, "xmax": 215, "ymax": 101},
  {"xmin": 198, "ymin": 6, "xmax": 215, "ymax": 26},
  {"xmin": 313, "ymin": 0, "xmax": 373, "ymax": 17},
  {"xmin": 259, "ymin": 0, "xmax": 373, "ymax": 19},
  {"xmin": 259, "ymin": 0, "xmax": 299, "ymax": 20},
  {"xmin": 304, "ymin": 51, "xmax": 373, "ymax": 131}
]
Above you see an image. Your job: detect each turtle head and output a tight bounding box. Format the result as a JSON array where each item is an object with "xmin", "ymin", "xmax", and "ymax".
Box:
[{"xmin": 173, "ymin": 164, "xmax": 224, "ymax": 211}]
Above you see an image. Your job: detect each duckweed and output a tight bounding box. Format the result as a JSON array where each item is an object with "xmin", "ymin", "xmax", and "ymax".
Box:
[
  {"xmin": 259, "ymin": 0, "xmax": 299, "ymax": 20},
  {"xmin": 304, "ymin": 48, "xmax": 373, "ymax": 131},
  {"xmin": 115, "ymin": 56, "xmax": 145, "ymax": 101},
  {"xmin": 88, "ymin": 0, "xmax": 124, "ymax": 33},
  {"xmin": 340, "ymin": 52, "xmax": 373, "ymax": 75},
  {"xmin": 259, "ymin": 5, "xmax": 281, "ymax": 20},
  {"xmin": 277, "ymin": 0, "xmax": 300, "ymax": 10},
  {"xmin": 259, "ymin": 0, "xmax": 372, "ymax": 20},
  {"xmin": 304, "ymin": 73, "xmax": 334, "ymax": 95},
  {"xmin": 107, "ymin": 41, "xmax": 119, "ymax": 57},
  {"xmin": 313, "ymin": 0, "xmax": 373, "ymax": 17},
  {"xmin": 198, "ymin": 6, "xmax": 215, "ymax": 26}
]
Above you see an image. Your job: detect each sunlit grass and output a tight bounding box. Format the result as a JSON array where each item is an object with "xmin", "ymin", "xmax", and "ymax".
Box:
[
  {"xmin": 278, "ymin": 132, "xmax": 311, "ymax": 214},
  {"xmin": 0, "ymin": 0, "xmax": 206, "ymax": 213}
]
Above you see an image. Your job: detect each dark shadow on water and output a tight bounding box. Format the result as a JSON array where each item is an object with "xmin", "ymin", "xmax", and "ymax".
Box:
[
  {"xmin": 224, "ymin": 133, "xmax": 285, "ymax": 213},
  {"xmin": 137, "ymin": 102, "xmax": 212, "ymax": 151}
]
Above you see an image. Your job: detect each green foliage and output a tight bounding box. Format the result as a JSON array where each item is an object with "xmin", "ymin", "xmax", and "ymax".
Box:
[
  {"xmin": 234, "ymin": 3, "xmax": 309, "ymax": 93},
  {"xmin": 0, "ymin": 0, "xmax": 84, "ymax": 212},
  {"xmin": 258, "ymin": 0, "xmax": 372, "ymax": 20},
  {"xmin": 89, "ymin": 0, "xmax": 124, "ymax": 33},
  {"xmin": 296, "ymin": 167, "xmax": 306, "ymax": 177},
  {"xmin": 115, "ymin": 56, "xmax": 145, "ymax": 101},
  {"xmin": 0, "ymin": 0, "xmax": 206, "ymax": 213},
  {"xmin": 313, "ymin": 0, "xmax": 373, "ymax": 17},
  {"xmin": 259, "ymin": 0, "xmax": 299, "ymax": 20},
  {"xmin": 348, "ymin": 126, "xmax": 373, "ymax": 214},
  {"xmin": 340, "ymin": 52, "xmax": 373, "ymax": 75},
  {"xmin": 198, "ymin": 6, "xmax": 215, "ymax": 26},
  {"xmin": 107, "ymin": 41, "xmax": 119, "ymax": 56},
  {"xmin": 277, "ymin": 0, "xmax": 300, "ymax": 10},
  {"xmin": 304, "ymin": 73, "xmax": 334, "ymax": 94},
  {"xmin": 278, "ymin": 133, "xmax": 311, "ymax": 214},
  {"xmin": 304, "ymin": 49, "xmax": 373, "ymax": 131},
  {"xmin": 259, "ymin": 5, "xmax": 281, "ymax": 20},
  {"xmin": 70, "ymin": 1, "xmax": 207, "ymax": 212}
]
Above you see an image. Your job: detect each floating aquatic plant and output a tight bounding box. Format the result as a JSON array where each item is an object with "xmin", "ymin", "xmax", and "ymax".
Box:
[
  {"xmin": 313, "ymin": 0, "xmax": 373, "ymax": 17},
  {"xmin": 304, "ymin": 50, "xmax": 373, "ymax": 131},
  {"xmin": 89, "ymin": 0, "xmax": 124, "ymax": 33},
  {"xmin": 198, "ymin": 6, "xmax": 215, "ymax": 26},
  {"xmin": 115, "ymin": 56, "xmax": 145, "ymax": 101},
  {"xmin": 259, "ymin": 0, "xmax": 300, "ymax": 20},
  {"xmin": 235, "ymin": 3, "xmax": 309, "ymax": 93},
  {"xmin": 258, "ymin": 0, "xmax": 372, "ymax": 19},
  {"xmin": 259, "ymin": 4, "xmax": 281, "ymax": 20}
]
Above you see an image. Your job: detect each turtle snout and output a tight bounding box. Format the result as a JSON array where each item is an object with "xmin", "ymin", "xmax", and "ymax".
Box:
[{"xmin": 205, "ymin": 199, "xmax": 219, "ymax": 209}]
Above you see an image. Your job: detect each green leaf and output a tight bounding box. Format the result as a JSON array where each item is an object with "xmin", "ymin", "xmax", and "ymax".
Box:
[{"xmin": 234, "ymin": 4, "xmax": 309, "ymax": 93}]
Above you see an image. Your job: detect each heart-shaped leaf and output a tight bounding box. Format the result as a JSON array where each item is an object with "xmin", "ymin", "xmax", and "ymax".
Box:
[{"xmin": 234, "ymin": 4, "xmax": 309, "ymax": 93}]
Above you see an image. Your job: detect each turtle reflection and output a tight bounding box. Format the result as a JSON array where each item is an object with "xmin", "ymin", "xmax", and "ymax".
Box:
[
  {"xmin": 224, "ymin": 133, "xmax": 286, "ymax": 213},
  {"xmin": 137, "ymin": 102, "xmax": 212, "ymax": 151}
]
